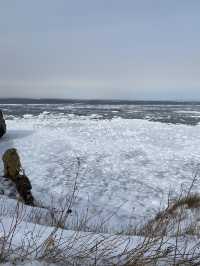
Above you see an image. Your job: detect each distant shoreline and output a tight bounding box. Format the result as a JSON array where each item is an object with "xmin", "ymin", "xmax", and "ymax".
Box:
[{"xmin": 0, "ymin": 98, "xmax": 200, "ymax": 105}]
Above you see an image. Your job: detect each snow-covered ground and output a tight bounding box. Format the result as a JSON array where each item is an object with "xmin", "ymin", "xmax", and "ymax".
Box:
[
  {"xmin": 1, "ymin": 113, "xmax": 200, "ymax": 230},
  {"xmin": 0, "ymin": 199, "xmax": 199, "ymax": 266}
]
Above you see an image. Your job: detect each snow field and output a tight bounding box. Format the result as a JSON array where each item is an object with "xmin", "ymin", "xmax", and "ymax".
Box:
[{"xmin": 1, "ymin": 113, "xmax": 200, "ymax": 229}]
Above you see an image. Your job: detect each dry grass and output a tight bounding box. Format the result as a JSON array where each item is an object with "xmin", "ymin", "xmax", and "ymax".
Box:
[
  {"xmin": 1, "ymin": 166, "xmax": 200, "ymax": 265},
  {"xmin": 172, "ymin": 193, "xmax": 200, "ymax": 209},
  {"xmin": 1, "ymin": 192, "xmax": 200, "ymax": 265}
]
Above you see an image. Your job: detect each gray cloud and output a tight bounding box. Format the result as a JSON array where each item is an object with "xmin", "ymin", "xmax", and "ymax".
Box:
[{"xmin": 0, "ymin": 0, "xmax": 200, "ymax": 100}]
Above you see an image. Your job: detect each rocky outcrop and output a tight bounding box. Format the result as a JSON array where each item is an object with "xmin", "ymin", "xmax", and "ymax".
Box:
[
  {"xmin": 0, "ymin": 110, "xmax": 6, "ymax": 138},
  {"xmin": 2, "ymin": 148, "xmax": 35, "ymax": 206},
  {"xmin": 2, "ymin": 148, "xmax": 22, "ymax": 182}
]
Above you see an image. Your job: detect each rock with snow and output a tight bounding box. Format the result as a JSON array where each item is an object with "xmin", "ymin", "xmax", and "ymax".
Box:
[
  {"xmin": 0, "ymin": 110, "xmax": 6, "ymax": 138},
  {"xmin": 1, "ymin": 148, "xmax": 35, "ymax": 206}
]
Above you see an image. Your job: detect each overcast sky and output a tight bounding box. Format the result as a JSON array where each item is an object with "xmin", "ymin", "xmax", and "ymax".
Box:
[{"xmin": 0, "ymin": 1, "xmax": 200, "ymax": 100}]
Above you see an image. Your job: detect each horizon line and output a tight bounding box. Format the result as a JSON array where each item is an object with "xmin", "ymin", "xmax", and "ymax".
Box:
[{"xmin": 0, "ymin": 97, "xmax": 200, "ymax": 103}]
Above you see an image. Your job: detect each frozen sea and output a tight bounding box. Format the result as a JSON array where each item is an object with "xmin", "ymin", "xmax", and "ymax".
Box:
[{"xmin": 1, "ymin": 99, "xmax": 200, "ymax": 230}]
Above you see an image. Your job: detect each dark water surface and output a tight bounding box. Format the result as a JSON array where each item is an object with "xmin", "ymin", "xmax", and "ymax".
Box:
[{"xmin": 1, "ymin": 99, "xmax": 200, "ymax": 125}]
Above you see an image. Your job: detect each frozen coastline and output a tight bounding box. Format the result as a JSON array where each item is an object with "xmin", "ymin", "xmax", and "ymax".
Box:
[{"xmin": 1, "ymin": 112, "xmax": 200, "ymax": 230}]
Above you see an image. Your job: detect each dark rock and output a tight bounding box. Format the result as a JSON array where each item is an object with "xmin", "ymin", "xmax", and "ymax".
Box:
[
  {"xmin": 0, "ymin": 110, "xmax": 6, "ymax": 138},
  {"xmin": 15, "ymin": 174, "xmax": 35, "ymax": 206}
]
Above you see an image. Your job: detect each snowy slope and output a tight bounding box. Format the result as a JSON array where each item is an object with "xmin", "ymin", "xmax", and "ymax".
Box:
[
  {"xmin": 0, "ymin": 113, "xmax": 200, "ymax": 230},
  {"xmin": 0, "ymin": 207, "xmax": 199, "ymax": 266}
]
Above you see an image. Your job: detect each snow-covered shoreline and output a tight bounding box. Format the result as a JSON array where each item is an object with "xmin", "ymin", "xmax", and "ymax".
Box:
[{"xmin": 1, "ymin": 113, "xmax": 200, "ymax": 230}]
